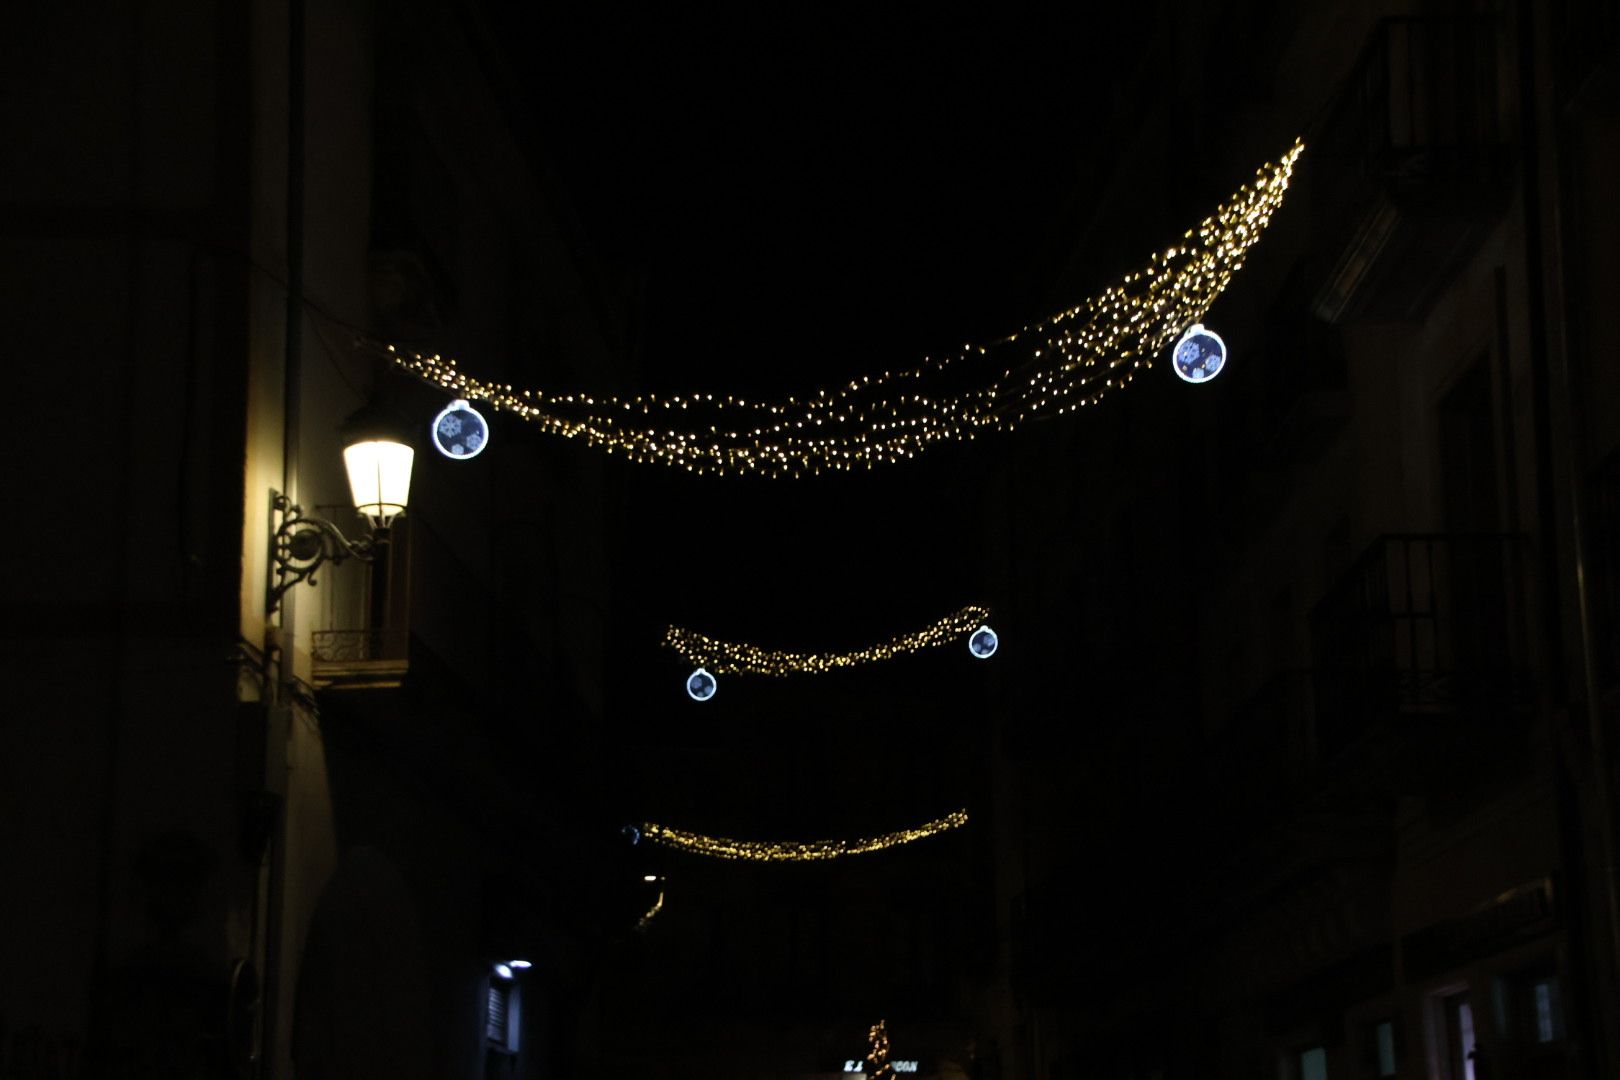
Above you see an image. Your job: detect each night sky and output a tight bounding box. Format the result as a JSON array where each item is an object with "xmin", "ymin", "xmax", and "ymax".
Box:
[
  {"xmin": 463, "ymin": 8, "xmax": 1193, "ymax": 851},
  {"xmin": 512, "ymin": 6, "xmax": 1150, "ymax": 382}
]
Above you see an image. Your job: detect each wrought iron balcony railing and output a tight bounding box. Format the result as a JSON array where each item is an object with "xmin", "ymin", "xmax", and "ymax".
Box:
[
  {"xmin": 1311, "ymin": 15, "xmax": 1512, "ymax": 322},
  {"xmin": 1319, "ymin": 15, "xmax": 1507, "ymax": 182},
  {"xmin": 1310, "ymin": 533, "xmax": 1533, "ymax": 757},
  {"xmin": 310, "ymin": 627, "xmax": 410, "ymax": 690}
]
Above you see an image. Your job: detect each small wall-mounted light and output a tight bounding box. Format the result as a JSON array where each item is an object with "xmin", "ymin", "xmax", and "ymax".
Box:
[
  {"xmin": 492, "ymin": 963, "xmax": 514, "ymax": 981},
  {"xmin": 507, "ymin": 959, "xmax": 532, "ymax": 970},
  {"xmin": 267, "ymin": 403, "xmax": 414, "ymax": 615}
]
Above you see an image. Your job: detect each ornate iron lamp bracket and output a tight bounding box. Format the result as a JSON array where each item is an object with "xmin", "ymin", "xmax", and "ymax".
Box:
[{"xmin": 267, "ymin": 490, "xmax": 381, "ymax": 615}]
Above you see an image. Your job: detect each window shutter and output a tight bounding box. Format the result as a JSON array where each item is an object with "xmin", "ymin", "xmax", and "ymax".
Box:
[{"xmin": 486, "ymin": 983, "xmax": 508, "ymax": 1044}]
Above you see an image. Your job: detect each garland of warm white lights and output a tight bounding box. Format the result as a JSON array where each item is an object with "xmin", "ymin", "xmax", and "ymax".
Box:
[
  {"xmin": 865, "ymin": 1020, "xmax": 895, "ymax": 1080},
  {"xmin": 636, "ymin": 809, "xmax": 968, "ymax": 862},
  {"xmin": 391, "ymin": 139, "xmax": 1303, "ymax": 477},
  {"xmin": 666, "ymin": 605, "xmax": 997, "ymax": 700},
  {"xmin": 635, "ymin": 889, "xmax": 665, "ymax": 932}
]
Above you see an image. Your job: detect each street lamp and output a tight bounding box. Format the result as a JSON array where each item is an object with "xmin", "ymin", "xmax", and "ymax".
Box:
[{"xmin": 267, "ymin": 404, "xmax": 414, "ymax": 615}]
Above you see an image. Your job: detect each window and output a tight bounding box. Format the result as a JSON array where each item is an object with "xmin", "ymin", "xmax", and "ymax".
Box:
[
  {"xmin": 1531, "ymin": 978, "xmax": 1561, "ymax": 1043},
  {"xmin": 1492, "ymin": 968, "xmax": 1565, "ymax": 1046},
  {"xmin": 485, "ymin": 981, "xmax": 510, "ymax": 1044},
  {"xmin": 1364, "ymin": 1019, "xmax": 1397, "ymax": 1078},
  {"xmin": 1443, "ymin": 993, "xmax": 1478, "ymax": 1080},
  {"xmin": 485, "ymin": 977, "xmax": 519, "ymax": 1056},
  {"xmin": 1299, "ymin": 1046, "xmax": 1328, "ymax": 1080}
]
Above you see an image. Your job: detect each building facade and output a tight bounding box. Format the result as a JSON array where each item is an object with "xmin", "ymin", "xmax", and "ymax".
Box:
[
  {"xmin": 2, "ymin": 2, "xmax": 636, "ymax": 1077},
  {"xmin": 994, "ymin": 2, "xmax": 1620, "ymax": 1078}
]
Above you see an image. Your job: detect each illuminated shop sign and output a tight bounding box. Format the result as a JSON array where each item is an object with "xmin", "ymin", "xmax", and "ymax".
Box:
[{"xmin": 843, "ymin": 1061, "xmax": 919, "ymax": 1073}]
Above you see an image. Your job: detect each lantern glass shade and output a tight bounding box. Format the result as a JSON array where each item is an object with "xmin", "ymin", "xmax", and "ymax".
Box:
[{"xmin": 343, "ymin": 438, "xmax": 414, "ymax": 527}]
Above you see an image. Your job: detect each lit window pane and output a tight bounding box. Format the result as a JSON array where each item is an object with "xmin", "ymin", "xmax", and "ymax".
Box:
[
  {"xmin": 1375, "ymin": 1021, "xmax": 1396, "ymax": 1077},
  {"xmin": 1458, "ymin": 1002, "xmax": 1476, "ymax": 1080},
  {"xmin": 1300, "ymin": 1046, "xmax": 1327, "ymax": 1080},
  {"xmin": 1535, "ymin": 980, "xmax": 1555, "ymax": 1043}
]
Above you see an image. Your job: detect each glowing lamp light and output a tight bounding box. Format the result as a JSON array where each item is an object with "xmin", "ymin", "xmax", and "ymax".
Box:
[
  {"xmin": 342, "ymin": 440, "xmax": 414, "ymax": 527},
  {"xmin": 492, "ymin": 963, "xmax": 514, "ymax": 980},
  {"xmin": 432, "ymin": 398, "xmax": 490, "ymax": 459},
  {"xmin": 1171, "ymin": 323, "xmax": 1227, "ymax": 383},
  {"xmin": 339, "ymin": 404, "xmax": 414, "ymax": 527},
  {"xmin": 508, "ymin": 960, "xmax": 532, "ymax": 970},
  {"xmin": 968, "ymin": 625, "xmax": 998, "ymax": 659},
  {"xmin": 686, "ymin": 668, "xmax": 717, "ymax": 701}
]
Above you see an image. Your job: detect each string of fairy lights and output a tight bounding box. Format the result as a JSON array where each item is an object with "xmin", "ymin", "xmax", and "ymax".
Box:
[
  {"xmin": 635, "ymin": 888, "xmax": 665, "ymax": 932},
  {"xmin": 393, "ymin": 139, "xmax": 1304, "ymax": 478},
  {"xmin": 666, "ymin": 606, "xmax": 998, "ymax": 700},
  {"xmin": 531, "ymin": 144, "xmax": 1308, "ymax": 891},
  {"xmin": 630, "ymin": 809, "xmax": 969, "ymax": 862},
  {"xmin": 866, "ymin": 1020, "xmax": 895, "ymax": 1080}
]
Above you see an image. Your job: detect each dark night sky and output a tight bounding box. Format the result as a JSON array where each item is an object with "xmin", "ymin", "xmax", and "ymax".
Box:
[
  {"xmin": 510, "ymin": 6, "xmax": 1155, "ymax": 388},
  {"xmin": 477, "ymin": 7, "xmax": 1172, "ymax": 836}
]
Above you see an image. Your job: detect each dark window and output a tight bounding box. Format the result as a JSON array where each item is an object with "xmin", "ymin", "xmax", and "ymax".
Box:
[{"xmin": 1438, "ymin": 360, "xmax": 1501, "ymax": 534}]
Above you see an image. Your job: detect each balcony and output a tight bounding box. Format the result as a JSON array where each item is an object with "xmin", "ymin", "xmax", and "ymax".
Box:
[
  {"xmin": 1309, "ymin": 534, "xmax": 1533, "ymax": 791},
  {"xmin": 311, "ymin": 627, "xmax": 410, "ymax": 690},
  {"xmin": 307, "ymin": 502, "xmax": 413, "ymax": 691},
  {"xmin": 1311, "ymin": 16, "xmax": 1512, "ymax": 323}
]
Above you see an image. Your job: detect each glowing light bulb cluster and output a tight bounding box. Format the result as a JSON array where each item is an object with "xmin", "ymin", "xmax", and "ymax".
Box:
[
  {"xmin": 637, "ymin": 808, "xmax": 968, "ymax": 862},
  {"xmin": 388, "ymin": 140, "xmax": 1303, "ymax": 478}
]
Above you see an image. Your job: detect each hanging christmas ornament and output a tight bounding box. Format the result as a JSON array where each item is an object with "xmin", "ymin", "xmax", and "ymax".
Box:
[
  {"xmin": 1171, "ymin": 324, "xmax": 1227, "ymax": 383},
  {"xmin": 431, "ymin": 398, "xmax": 490, "ymax": 458},
  {"xmin": 968, "ymin": 625, "xmax": 999, "ymax": 659},
  {"xmin": 686, "ymin": 668, "xmax": 717, "ymax": 701}
]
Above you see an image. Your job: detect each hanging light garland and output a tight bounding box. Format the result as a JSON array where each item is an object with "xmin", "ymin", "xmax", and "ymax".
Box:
[
  {"xmin": 865, "ymin": 1020, "xmax": 895, "ymax": 1080},
  {"xmin": 665, "ymin": 606, "xmax": 996, "ymax": 699},
  {"xmin": 637, "ymin": 808, "xmax": 968, "ymax": 862},
  {"xmin": 635, "ymin": 889, "xmax": 665, "ymax": 932},
  {"xmin": 390, "ymin": 139, "xmax": 1304, "ymax": 478}
]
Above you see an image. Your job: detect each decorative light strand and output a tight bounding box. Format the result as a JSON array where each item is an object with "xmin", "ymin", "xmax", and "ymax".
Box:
[
  {"xmin": 388, "ymin": 140, "xmax": 1304, "ymax": 478},
  {"xmin": 638, "ymin": 809, "xmax": 968, "ymax": 862},
  {"xmin": 665, "ymin": 606, "xmax": 991, "ymax": 677},
  {"xmin": 635, "ymin": 889, "xmax": 665, "ymax": 932},
  {"xmin": 867, "ymin": 1020, "xmax": 895, "ymax": 1080}
]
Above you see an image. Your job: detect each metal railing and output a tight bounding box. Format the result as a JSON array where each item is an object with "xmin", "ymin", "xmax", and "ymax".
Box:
[
  {"xmin": 1310, "ymin": 534, "xmax": 1532, "ymax": 755},
  {"xmin": 1317, "ymin": 15, "xmax": 1507, "ymax": 182},
  {"xmin": 310, "ymin": 627, "xmax": 410, "ymax": 663}
]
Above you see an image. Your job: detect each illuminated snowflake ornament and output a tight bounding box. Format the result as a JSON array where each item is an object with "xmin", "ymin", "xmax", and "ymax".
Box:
[
  {"xmin": 1171, "ymin": 323, "xmax": 1227, "ymax": 383},
  {"xmin": 686, "ymin": 668, "xmax": 717, "ymax": 701},
  {"xmin": 968, "ymin": 625, "xmax": 999, "ymax": 659},
  {"xmin": 431, "ymin": 398, "xmax": 490, "ymax": 459}
]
